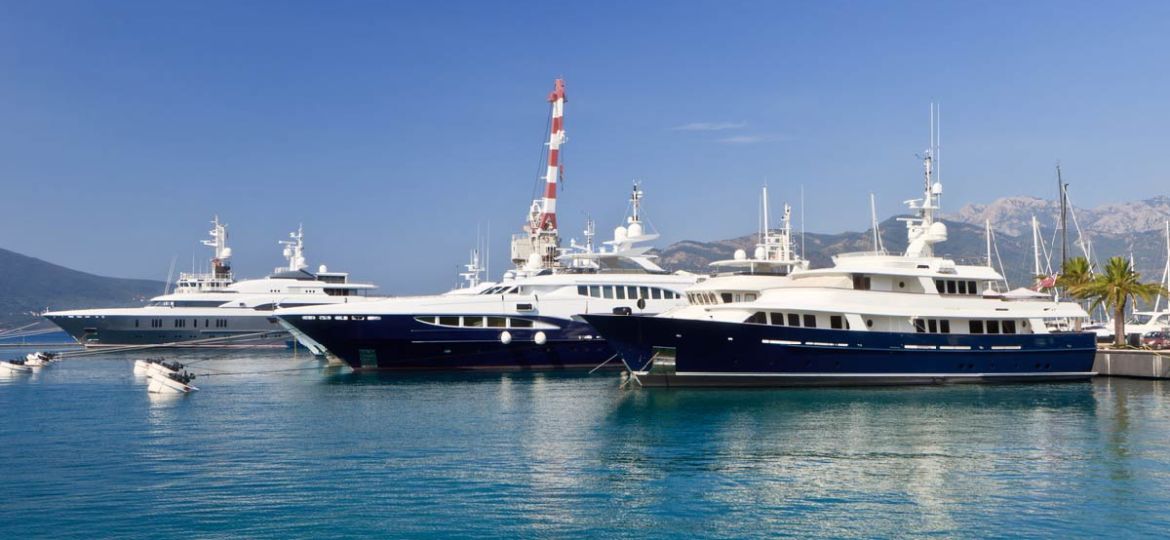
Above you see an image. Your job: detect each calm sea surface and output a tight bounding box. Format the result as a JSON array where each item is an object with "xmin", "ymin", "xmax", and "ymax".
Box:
[{"xmin": 3, "ymin": 340, "xmax": 1170, "ymax": 538}]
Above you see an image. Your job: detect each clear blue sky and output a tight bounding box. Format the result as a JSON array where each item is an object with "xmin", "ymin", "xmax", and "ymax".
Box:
[{"xmin": 2, "ymin": 1, "xmax": 1167, "ymax": 293}]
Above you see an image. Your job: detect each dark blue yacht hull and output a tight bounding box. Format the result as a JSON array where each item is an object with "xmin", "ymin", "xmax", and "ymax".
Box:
[
  {"xmin": 280, "ymin": 314, "xmax": 617, "ymax": 371},
  {"xmin": 581, "ymin": 314, "xmax": 1098, "ymax": 387}
]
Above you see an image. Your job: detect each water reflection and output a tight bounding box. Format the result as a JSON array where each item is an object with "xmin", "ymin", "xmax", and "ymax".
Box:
[{"xmin": 9, "ymin": 349, "xmax": 1170, "ymax": 538}]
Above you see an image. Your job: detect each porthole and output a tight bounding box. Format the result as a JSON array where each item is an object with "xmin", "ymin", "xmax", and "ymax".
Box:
[
  {"xmin": 866, "ymin": 319, "xmax": 874, "ymax": 328},
  {"xmin": 898, "ymin": 281, "xmax": 905, "ymax": 288}
]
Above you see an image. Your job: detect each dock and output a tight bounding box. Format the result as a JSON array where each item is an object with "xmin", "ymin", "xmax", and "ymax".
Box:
[{"xmin": 1094, "ymin": 350, "xmax": 1170, "ymax": 379}]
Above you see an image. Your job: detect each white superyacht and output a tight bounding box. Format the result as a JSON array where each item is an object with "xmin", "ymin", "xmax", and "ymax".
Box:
[{"xmin": 45, "ymin": 218, "xmax": 377, "ymax": 348}]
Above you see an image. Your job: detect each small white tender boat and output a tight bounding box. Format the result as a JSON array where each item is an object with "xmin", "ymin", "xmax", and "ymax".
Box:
[
  {"xmin": 133, "ymin": 358, "xmax": 166, "ymax": 376},
  {"xmin": 24, "ymin": 352, "xmax": 57, "ymax": 367},
  {"xmin": 146, "ymin": 360, "xmax": 186, "ymax": 378},
  {"xmin": 147, "ymin": 370, "xmax": 198, "ymax": 393},
  {"xmin": 1, "ymin": 359, "xmax": 33, "ymax": 373}
]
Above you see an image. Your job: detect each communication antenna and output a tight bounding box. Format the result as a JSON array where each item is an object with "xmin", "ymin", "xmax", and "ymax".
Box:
[
  {"xmin": 870, "ymin": 193, "xmax": 884, "ymax": 252},
  {"xmin": 800, "ymin": 184, "xmax": 806, "ymax": 258},
  {"xmin": 163, "ymin": 255, "xmax": 178, "ymax": 295}
]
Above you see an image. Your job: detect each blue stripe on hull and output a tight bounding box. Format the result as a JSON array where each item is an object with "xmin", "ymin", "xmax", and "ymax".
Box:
[
  {"xmin": 282, "ymin": 315, "xmax": 617, "ymax": 371},
  {"xmin": 581, "ymin": 314, "xmax": 1098, "ymax": 387}
]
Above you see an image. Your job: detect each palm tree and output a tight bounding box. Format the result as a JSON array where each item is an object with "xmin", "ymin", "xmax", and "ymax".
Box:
[
  {"xmin": 1071, "ymin": 257, "xmax": 1168, "ymax": 347},
  {"xmin": 1053, "ymin": 256, "xmax": 1094, "ymax": 293}
]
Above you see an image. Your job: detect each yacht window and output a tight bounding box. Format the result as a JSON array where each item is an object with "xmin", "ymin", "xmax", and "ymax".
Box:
[
  {"xmin": 928, "ymin": 319, "xmax": 938, "ymax": 333},
  {"xmin": 770, "ymin": 312, "xmax": 784, "ymax": 326},
  {"xmin": 669, "ymin": 291, "xmax": 680, "ymax": 299},
  {"xmin": 708, "ymin": 292, "xmax": 718, "ymax": 304},
  {"xmin": 940, "ymin": 320, "xmax": 951, "ymax": 333},
  {"xmin": 970, "ymin": 320, "xmax": 984, "ymax": 334},
  {"xmin": 615, "ymin": 286, "xmax": 627, "ymax": 300},
  {"xmin": 416, "ymin": 316, "xmax": 436, "ymax": 324},
  {"xmin": 510, "ymin": 318, "xmax": 533, "ymax": 328},
  {"xmin": 135, "ymin": 320, "xmax": 139, "ymax": 328},
  {"xmin": 935, "ymin": 280, "xmax": 946, "ymax": 293},
  {"xmin": 853, "ymin": 275, "xmax": 871, "ymax": 290},
  {"xmin": 746, "ymin": 312, "xmax": 767, "ymax": 324},
  {"xmin": 487, "ymin": 316, "xmax": 507, "ymax": 328},
  {"xmin": 627, "ymin": 286, "xmax": 637, "ymax": 299},
  {"xmin": 721, "ymin": 293, "xmax": 734, "ymax": 304},
  {"xmin": 830, "ymin": 315, "xmax": 844, "ymax": 330},
  {"xmin": 745, "ymin": 293, "xmax": 757, "ymax": 301},
  {"xmin": 788, "ymin": 313, "xmax": 800, "ymax": 327},
  {"xmin": 968, "ymin": 281, "xmax": 978, "ymax": 294},
  {"xmin": 987, "ymin": 320, "xmax": 1001, "ymax": 334},
  {"xmin": 639, "ymin": 286, "xmax": 649, "ymax": 299},
  {"xmin": 914, "ymin": 319, "xmax": 926, "ymax": 333},
  {"xmin": 464, "ymin": 316, "xmax": 485, "ymax": 327},
  {"xmin": 589, "ymin": 285, "xmax": 600, "ymax": 297},
  {"xmin": 651, "ymin": 288, "xmax": 663, "ymax": 300},
  {"xmin": 946, "ymin": 280, "xmax": 957, "ymax": 294},
  {"xmin": 603, "ymin": 286, "xmax": 614, "ymax": 299},
  {"xmin": 803, "ymin": 314, "xmax": 816, "ymax": 328},
  {"xmin": 958, "ymin": 281, "xmax": 968, "ymax": 294},
  {"xmin": 1002, "ymin": 320, "xmax": 1017, "ymax": 334},
  {"xmin": 578, "ymin": 285, "xmax": 588, "ymax": 296},
  {"xmin": 439, "ymin": 316, "xmax": 460, "ymax": 327}
]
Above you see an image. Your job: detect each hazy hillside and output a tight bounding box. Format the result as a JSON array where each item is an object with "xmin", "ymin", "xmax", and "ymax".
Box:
[{"xmin": 0, "ymin": 247, "xmax": 164, "ymax": 328}]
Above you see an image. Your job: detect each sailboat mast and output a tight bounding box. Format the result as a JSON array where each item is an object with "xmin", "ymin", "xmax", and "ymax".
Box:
[
  {"xmin": 985, "ymin": 220, "xmax": 993, "ymax": 268},
  {"xmin": 1032, "ymin": 216, "xmax": 1042, "ymax": 279},
  {"xmin": 1058, "ymin": 164, "xmax": 1067, "ymax": 274}
]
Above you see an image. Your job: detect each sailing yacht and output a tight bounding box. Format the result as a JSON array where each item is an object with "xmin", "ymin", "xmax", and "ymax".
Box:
[
  {"xmin": 44, "ymin": 219, "xmax": 378, "ymax": 347},
  {"xmin": 584, "ymin": 137, "xmax": 1097, "ymax": 387}
]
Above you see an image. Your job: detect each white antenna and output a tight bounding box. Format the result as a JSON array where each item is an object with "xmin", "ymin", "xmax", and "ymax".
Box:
[
  {"xmin": 761, "ymin": 185, "xmax": 770, "ymax": 245},
  {"xmin": 869, "ymin": 193, "xmax": 884, "ymax": 252},
  {"xmin": 985, "ymin": 219, "xmax": 993, "ymax": 268},
  {"xmin": 800, "ymin": 184, "xmax": 806, "ymax": 258},
  {"xmin": 1032, "ymin": 215, "xmax": 1042, "ymax": 280},
  {"xmin": 935, "ymin": 103, "xmax": 941, "ymax": 183},
  {"xmin": 163, "ymin": 255, "xmax": 178, "ymax": 295}
]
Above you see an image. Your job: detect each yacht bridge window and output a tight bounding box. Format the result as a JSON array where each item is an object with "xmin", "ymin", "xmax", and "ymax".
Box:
[
  {"xmin": 580, "ymin": 285, "xmax": 679, "ymax": 300},
  {"xmin": 935, "ymin": 279, "xmax": 980, "ymax": 296},
  {"xmin": 968, "ymin": 319, "xmax": 1018, "ymax": 334}
]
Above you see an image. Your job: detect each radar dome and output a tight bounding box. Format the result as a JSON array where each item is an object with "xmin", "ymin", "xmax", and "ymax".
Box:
[
  {"xmin": 927, "ymin": 221, "xmax": 948, "ymax": 242},
  {"xmin": 753, "ymin": 246, "xmax": 765, "ymax": 260},
  {"xmin": 318, "ymin": 264, "xmax": 328, "ymax": 273},
  {"xmin": 527, "ymin": 252, "xmax": 543, "ymax": 269},
  {"xmin": 626, "ymin": 222, "xmax": 644, "ymax": 238},
  {"xmin": 931, "ymin": 182, "xmax": 943, "ymax": 195},
  {"xmin": 734, "ymin": 249, "xmax": 747, "ymax": 261},
  {"xmin": 613, "ymin": 226, "xmax": 628, "ymax": 243},
  {"xmin": 221, "ymin": 247, "xmax": 233, "ymax": 258}
]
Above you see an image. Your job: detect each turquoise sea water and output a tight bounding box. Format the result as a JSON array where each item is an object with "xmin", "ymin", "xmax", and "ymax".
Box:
[{"xmin": 3, "ymin": 344, "xmax": 1170, "ymax": 538}]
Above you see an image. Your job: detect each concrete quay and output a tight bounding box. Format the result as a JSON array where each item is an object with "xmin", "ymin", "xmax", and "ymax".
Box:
[{"xmin": 1094, "ymin": 349, "xmax": 1170, "ymax": 379}]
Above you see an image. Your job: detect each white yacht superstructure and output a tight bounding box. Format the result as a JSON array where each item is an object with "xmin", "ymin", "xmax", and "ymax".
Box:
[{"xmin": 45, "ymin": 220, "xmax": 378, "ymax": 348}]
